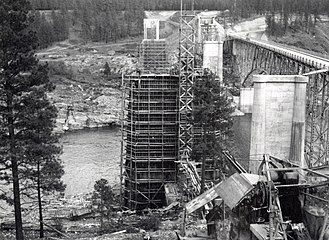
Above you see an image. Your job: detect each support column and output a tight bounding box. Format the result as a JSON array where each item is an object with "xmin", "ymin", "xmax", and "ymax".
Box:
[
  {"xmin": 249, "ymin": 75, "xmax": 308, "ymax": 173},
  {"xmin": 143, "ymin": 19, "xmax": 160, "ymax": 40},
  {"xmin": 249, "ymin": 77, "xmax": 266, "ymax": 173},
  {"xmin": 239, "ymin": 87, "xmax": 254, "ymax": 113},
  {"xmin": 156, "ymin": 21, "xmax": 160, "ymax": 40},
  {"xmin": 203, "ymin": 41, "xmax": 223, "ymax": 82},
  {"xmin": 232, "ymin": 40, "xmax": 237, "ymax": 56},
  {"xmin": 289, "ymin": 80, "xmax": 307, "ymax": 168}
]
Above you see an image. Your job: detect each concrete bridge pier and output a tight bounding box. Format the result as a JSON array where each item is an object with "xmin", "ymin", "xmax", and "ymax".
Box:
[
  {"xmin": 289, "ymin": 78, "xmax": 307, "ymax": 168},
  {"xmin": 249, "ymin": 75, "xmax": 308, "ymax": 174},
  {"xmin": 239, "ymin": 87, "xmax": 254, "ymax": 113},
  {"xmin": 203, "ymin": 41, "xmax": 223, "ymax": 82}
]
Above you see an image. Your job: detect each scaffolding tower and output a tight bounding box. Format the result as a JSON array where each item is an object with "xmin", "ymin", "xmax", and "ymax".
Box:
[
  {"xmin": 122, "ymin": 75, "xmax": 179, "ymax": 209},
  {"xmin": 121, "ymin": 0, "xmax": 209, "ymax": 209},
  {"xmin": 140, "ymin": 39, "xmax": 169, "ymax": 73}
]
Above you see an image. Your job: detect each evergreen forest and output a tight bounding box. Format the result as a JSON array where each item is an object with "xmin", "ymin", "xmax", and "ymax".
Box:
[{"xmin": 28, "ymin": 0, "xmax": 329, "ymax": 48}]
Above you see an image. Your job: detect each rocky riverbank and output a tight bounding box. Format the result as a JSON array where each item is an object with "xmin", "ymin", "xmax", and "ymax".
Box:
[
  {"xmin": 39, "ymin": 11, "xmax": 181, "ymax": 132},
  {"xmin": 50, "ymin": 84, "xmax": 122, "ymax": 132},
  {"xmin": 38, "ymin": 40, "xmax": 140, "ymax": 132}
]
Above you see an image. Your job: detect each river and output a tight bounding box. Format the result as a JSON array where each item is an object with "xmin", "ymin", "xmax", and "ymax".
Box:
[
  {"xmin": 60, "ymin": 127, "xmax": 121, "ymax": 197},
  {"xmin": 59, "ymin": 114, "xmax": 251, "ymax": 197}
]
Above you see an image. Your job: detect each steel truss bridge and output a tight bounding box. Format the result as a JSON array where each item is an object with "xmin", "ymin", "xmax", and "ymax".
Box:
[
  {"xmin": 224, "ymin": 35, "xmax": 329, "ymax": 168},
  {"xmin": 179, "ymin": 8, "xmax": 329, "ymax": 169}
]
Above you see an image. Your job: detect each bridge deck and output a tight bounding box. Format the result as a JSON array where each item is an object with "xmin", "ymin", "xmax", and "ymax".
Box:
[{"xmin": 228, "ymin": 34, "xmax": 329, "ymax": 70}]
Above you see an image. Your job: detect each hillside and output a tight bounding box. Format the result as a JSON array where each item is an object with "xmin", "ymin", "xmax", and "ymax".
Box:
[
  {"xmin": 45, "ymin": 11, "xmax": 329, "ymax": 133},
  {"xmin": 39, "ymin": 11, "xmax": 180, "ymax": 132},
  {"xmin": 40, "ymin": 39, "xmax": 140, "ymax": 132},
  {"xmin": 270, "ymin": 17, "xmax": 329, "ymax": 58}
]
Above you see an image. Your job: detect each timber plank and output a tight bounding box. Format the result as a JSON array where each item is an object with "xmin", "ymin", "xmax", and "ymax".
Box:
[{"xmin": 185, "ymin": 173, "xmax": 263, "ymax": 213}]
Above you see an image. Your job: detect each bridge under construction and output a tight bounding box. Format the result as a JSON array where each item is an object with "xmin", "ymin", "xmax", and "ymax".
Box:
[
  {"xmin": 120, "ymin": 4, "xmax": 329, "ymax": 239},
  {"xmin": 120, "ymin": 8, "xmax": 227, "ymax": 209}
]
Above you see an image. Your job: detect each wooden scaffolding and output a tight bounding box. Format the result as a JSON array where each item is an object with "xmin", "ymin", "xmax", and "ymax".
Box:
[{"xmin": 121, "ymin": 74, "xmax": 179, "ymax": 209}]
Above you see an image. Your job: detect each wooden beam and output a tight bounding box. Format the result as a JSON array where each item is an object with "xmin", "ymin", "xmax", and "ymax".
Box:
[
  {"xmin": 185, "ymin": 173, "xmax": 261, "ymax": 213},
  {"xmin": 267, "ymin": 167, "xmax": 301, "ymax": 171},
  {"xmin": 302, "ymin": 192, "xmax": 329, "ymax": 204},
  {"xmin": 303, "ymin": 69, "xmax": 329, "ymax": 76},
  {"xmin": 41, "ymin": 221, "xmax": 70, "ymax": 239}
]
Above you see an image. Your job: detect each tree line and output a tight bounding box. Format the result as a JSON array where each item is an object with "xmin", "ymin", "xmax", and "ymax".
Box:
[
  {"xmin": 29, "ymin": 0, "xmax": 329, "ymax": 13},
  {"xmin": 29, "ymin": 0, "xmax": 144, "ymax": 48},
  {"xmin": 28, "ymin": 0, "xmax": 329, "ymax": 48},
  {"xmin": 31, "ymin": 9, "xmax": 69, "ymax": 48},
  {"xmin": 74, "ymin": 0, "xmax": 144, "ymax": 43},
  {"xmin": 224, "ymin": 0, "xmax": 329, "ymax": 36},
  {"xmin": 28, "ymin": 0, "xmax": 229, "ymax": 11},
  {"xmin": 264, "ymin": 0, "xmax": 329, "ymax": 37}
]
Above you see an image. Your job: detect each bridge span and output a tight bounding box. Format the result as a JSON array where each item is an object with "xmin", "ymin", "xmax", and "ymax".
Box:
[
  {"xmin": 226, "ymin": 34, "xmax": 329, "ymax": 169},
  {"xmin": 229, "ymin": 34, "xmax": 329, "ymax": 70}
]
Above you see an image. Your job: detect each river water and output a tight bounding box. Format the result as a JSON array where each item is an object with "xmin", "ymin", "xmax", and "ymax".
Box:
[
  {"xmin": 59, "ymin": 114, "xmax": 251, "ymax": 197},
  {"xmin": 60, "ymin": 127, "xmax": 121, "ymax": 197}
]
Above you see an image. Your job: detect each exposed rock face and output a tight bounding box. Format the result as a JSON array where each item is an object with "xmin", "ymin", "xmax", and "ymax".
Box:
[
  {"xmin": 37, "ymin": 40, "xmax": 140, "ymax": 132},
  {"xmin": 50, "ymin": 84, "xmax": 122, "ymax": 132}
]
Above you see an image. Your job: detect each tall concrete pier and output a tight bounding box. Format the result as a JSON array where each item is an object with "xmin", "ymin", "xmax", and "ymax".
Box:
[
  {"xmin": 239, "ymin": 87, "xmax": 254, "ymax": 113},
  {"xmin": 249, "ymin": 75, "xmax": 308, "ymax": 173},
  {"xmin": 197, "ymin": 14, "xmax": 225, "ymax": 82},
  {"xmin": 143, "ymin": 19, "xmax": 160, "ymax": 40},
  {"xmin": 203, "ymin": 41, "xmax": 223, "ymax": 81}
]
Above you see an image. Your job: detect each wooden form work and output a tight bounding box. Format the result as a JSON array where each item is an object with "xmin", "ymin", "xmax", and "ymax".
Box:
[{"xmin": 250, "ymin": 224, "xmax": 284, "ymax": 240}]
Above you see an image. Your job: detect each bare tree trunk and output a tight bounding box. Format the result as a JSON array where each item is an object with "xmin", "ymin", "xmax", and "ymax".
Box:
[
  {"xmin": 201, "ymin": 127, "xmax": 207, "ymax": 193},
  {"xmin": 201, "ymin": 154, "xmax": 205, "ymax": 193},
  {"xmin": 8, "ymin": 93, "xmax": 24, "ymax": 240},
  {"xmin": 37, "ymin": 161, "xmax": 44, "ymax": 238},
  {"xmin": 100, "ymin": 200, "xmax": 104, "ymax": 233},
  {"xmin": 12, "ymin": 159, "xmax": 24, "ymax": 240}
]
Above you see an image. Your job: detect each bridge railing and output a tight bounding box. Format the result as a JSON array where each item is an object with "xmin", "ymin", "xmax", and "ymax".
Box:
[{"xmin": 227, "ymin": 34, "xmax": 329, "ymax": 70}]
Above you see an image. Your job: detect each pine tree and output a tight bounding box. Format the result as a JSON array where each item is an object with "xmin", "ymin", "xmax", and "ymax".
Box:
[
  {"xmin": 80, "ymin": 6, "xmax": 92, "ymax": 43},
  {"xmin": 135, "ymin": 0, "xmax": 146, "ymax": 35},
  {"xmin": 192, "ymin": 71, "xmax": 234, "ymax": 192},
  {"xmin": 59, "ymin": 6, "xmax": 70, "ymax": 40},
  {"xmin": 0, "ymin": 0, "xmax": 64, "ymax": 239},
  {"xmin": 51, "ymin": 10, "xmax": 69, "ymax": 42},
  {"xmin": 22, "ymin": 116, "xmax": 65, "ymax": 238},
  {"xmin": 92, "ymin": 179, "xmax": 113, "ymax": 233},
  {"xmin": 103, "ymin": 62, "xmax": 111, "ymax": 76},
  {"xmin": 35, "ymin": 13, "xmax": 55, "ymax": 48}
]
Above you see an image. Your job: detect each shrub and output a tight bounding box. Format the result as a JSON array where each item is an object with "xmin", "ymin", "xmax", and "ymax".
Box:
[
  {"xmin": 137, "ymin": 216, "xmax": 161, "ymax": 231},
  {"xmin": 47, "ymin": 61, "xmax": 74, "ymax": 79}
]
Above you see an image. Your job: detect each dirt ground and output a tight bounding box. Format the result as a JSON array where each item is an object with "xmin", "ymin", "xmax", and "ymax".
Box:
[{"xmin": 0, "ymin": 198, "xmax": 212, "ymax": 240}]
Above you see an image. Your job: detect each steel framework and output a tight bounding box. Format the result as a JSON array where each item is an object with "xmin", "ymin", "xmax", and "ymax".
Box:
[
  {"xmin": 227, "ymin": 38, "xmax": 329, "ymax": 168},
  {"xmin": 179, "ymin": 4, "xmax": 197, "ymax": 162}
]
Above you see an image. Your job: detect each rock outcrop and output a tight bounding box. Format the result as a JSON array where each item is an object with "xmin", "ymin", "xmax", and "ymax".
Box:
[
  {"xmin": 37, "ymin": 40, "xmax": 139, "ymax": 132},
  {"xmin": 51, "ymin": 86, "xmax": 121, "ymax": 132}
]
